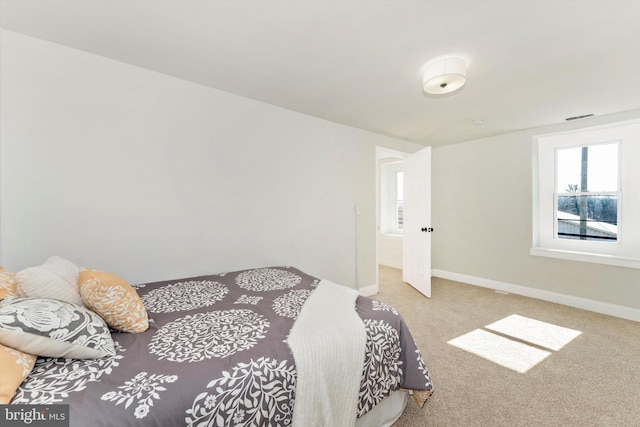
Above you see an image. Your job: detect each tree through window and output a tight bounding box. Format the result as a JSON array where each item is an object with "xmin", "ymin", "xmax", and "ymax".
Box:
[{"xmin": 555, "ymin": 143, "xmax": 619, "ymax": 241}]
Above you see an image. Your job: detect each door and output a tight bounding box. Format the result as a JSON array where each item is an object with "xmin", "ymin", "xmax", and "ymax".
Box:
[{"xmin": 402, "ymin": 147, "xmax": 432, "ymax": 297}]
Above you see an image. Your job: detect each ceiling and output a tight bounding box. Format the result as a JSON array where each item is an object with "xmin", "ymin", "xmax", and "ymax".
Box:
[{"xmin": 1, "ymin": 0, "xmax": 639, "ymax": 147}]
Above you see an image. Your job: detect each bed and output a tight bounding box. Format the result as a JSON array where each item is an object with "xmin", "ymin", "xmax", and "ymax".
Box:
[{"xmin": 2, "ymin": 264, "xmax": 433, "ymax": 426}]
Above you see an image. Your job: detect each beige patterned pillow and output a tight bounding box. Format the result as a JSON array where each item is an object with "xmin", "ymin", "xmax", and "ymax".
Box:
[
  {"xmin": 79, "ymin": 270, "xmax": 149, "ymax": 333},
  {"xmin": 16, "ymin": 256, "xmax": 83, "ymax": 306},
  {"xmin": 0, "ymin": 343, "xmax": 36, "ymax": 404},
  {"xmin": 0, "ymin": 267, "xmax": 18, "ymax": 300}
]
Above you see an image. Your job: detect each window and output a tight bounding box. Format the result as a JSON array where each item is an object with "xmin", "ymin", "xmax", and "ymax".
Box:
[
  {"xmin": 555, "ymin": 143, "xmax": 619, "ymax": 242},
  {"xmin": 380, "ymin": 161, "xmax": 404, "ymax": 235},
  {"xmin": 532, "ymin": 120, "xmax": 640, "ymax": 268},
  {"xmin": 396, "ymin": 171, "xmax": 404, "ymax": 230}
]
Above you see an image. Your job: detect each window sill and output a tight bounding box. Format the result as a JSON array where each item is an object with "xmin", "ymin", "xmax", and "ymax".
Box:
[
  {"xmin": 379, "ymin": 233, "xmax": 403, "ymax": 241},
  {"xmin": 530, "ymin": 247, "xmax": 640, "ymax": 269}
]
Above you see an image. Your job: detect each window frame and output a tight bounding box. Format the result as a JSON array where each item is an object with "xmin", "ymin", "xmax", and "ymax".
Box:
[
  {"xmin": 395, "ymin": 170, "xmax": 404, "ymax": 232},
  {"xmin": 380, "ymin": 160, "xmax": 404, "ymax": 236},
  {"xmin": 532, "ymin": 120, "xmax": 640, "ymax": 269},
  {"xmin": 553, "ymin": 142, "xmax": 620, "ymax": 243}
]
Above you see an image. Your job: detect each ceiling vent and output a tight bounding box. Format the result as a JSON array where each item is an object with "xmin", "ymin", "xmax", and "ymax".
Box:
[{"xmin": 565, "ymin": 114, "xmax": 594, "ymax": 121}]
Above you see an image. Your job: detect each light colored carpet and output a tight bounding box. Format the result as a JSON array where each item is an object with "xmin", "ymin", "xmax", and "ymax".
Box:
[{"xmin": 372, "ymin": 266, "xmax": 640, "ymax": 427}]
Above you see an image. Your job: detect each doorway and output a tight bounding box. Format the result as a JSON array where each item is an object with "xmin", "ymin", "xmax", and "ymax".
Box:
[
  {"xmin": 375, "ymin": 147, "xmax": 408, "ymax": 292},
  {"xmin": 375, "ymin": 146, "xmax": 432, "ymax": 297}
]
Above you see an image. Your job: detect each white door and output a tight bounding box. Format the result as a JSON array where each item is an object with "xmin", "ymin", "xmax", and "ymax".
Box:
[{"xmin": 402, "ymin": 147, "xmax": 432, "ymax": 297}]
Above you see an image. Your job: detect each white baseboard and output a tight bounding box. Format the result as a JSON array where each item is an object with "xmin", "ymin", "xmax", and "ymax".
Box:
[
  {"xmin": 358, "ymin": 284, "xmax": 378, "ymax": 297},
  {"xmin": 378, "ymin": 258, "xmax": 403, "ymax": 270},
  {"xmin": 431, "ymin": 269, "xmax": 640, "ymax": 323}
]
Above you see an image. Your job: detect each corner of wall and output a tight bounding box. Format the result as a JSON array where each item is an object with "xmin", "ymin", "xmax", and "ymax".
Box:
[{"xmin": 358, "ymin": 284, "xmax": 378, "ymax": 297}]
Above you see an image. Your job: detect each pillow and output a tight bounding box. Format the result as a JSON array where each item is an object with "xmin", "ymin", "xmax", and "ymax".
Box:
[
  {"xmin": 0, "ymin": 343, "xmax": 36, "ymax": 404},
  {"xmin": 79, "ymin": 269, "xmax": 149, "ymax": 333},
  {"xmin": 16, "ymin": 256, "xmax": 84, "ymax": 306},
  {"xmin": 0, "ymin": 297, "xmax": 116, "ymax": 359},
  {"xmin": 0, "ymin": 267, "xmax": 19, "ymax": 300}
]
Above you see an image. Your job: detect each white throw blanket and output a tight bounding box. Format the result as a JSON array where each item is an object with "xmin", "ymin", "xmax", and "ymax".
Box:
[{"xmin": 287, "ymin": 280, "xmax": 367, "ymax": 427}]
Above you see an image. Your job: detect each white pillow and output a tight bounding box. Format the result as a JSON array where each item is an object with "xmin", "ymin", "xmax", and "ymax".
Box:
[
  {"xmin": 0, "ymin": 297, "xmax": 116, "ymax": 359},
  {"xmin": 16, "ymin": 256, "xmax": 83, "ymax": 306}
]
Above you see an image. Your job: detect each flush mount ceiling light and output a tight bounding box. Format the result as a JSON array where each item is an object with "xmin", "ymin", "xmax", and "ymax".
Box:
[{"xmin": 422, "ymin": 57, "xmax": 467, "ymax": 95}]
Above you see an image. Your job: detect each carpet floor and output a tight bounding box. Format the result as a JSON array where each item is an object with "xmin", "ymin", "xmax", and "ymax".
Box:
[{"xmin": 372, "ymin": 266, "xmax": 640, "ymax": 427}]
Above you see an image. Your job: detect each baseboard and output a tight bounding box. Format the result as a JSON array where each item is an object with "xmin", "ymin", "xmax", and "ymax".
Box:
[
  {"xmin": 431, "ymin": 269, "xmax": 640, "ymax": 323},
  {"xmin": 358, "ymin": 284, "xmax": 378, "ymax": 297},
  {"xmin": 378, "ymin": 258, "xmax": 403, "ymax": 269}
]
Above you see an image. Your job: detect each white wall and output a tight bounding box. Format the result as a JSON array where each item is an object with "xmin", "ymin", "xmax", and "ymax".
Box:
[
  {"xmin": 0, "ymin": 30, "xmax": 421, "ymax": 287},
  {"xmin": 376, "ymin": 150, "xmax": 405, "ymax": 270},
  {"xmin": 0, "ymin": 26, "xmax": 3, "ymax": 263},
  {"xmin": 432, "ymin": 109, "xmax": 640, "ymax": 311},
  {"xmin": 378, "ymin": 235, "xmax": 402, "ymax": 269},
  {"xmin": 9, "ymin": 29, "xmax": 634, "ymax": 313}
]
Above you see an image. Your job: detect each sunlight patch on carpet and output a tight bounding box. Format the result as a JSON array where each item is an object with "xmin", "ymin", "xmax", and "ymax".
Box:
[
  {"xmin": 448, "ymin": 329, "xmax": 551, "ymax": 373},
  {"xmin": 485, "ymin": 314, "xmax": 582, "ymax": 351},
  {"xmin": 447, "ymin": 315, "xmax": 582, "ymax": 373}
]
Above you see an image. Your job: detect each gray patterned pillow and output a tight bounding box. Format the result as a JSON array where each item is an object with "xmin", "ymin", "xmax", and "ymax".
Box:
[{"xmin": 0, "ymin": 297, "xmax": 115, "ymax": 359}]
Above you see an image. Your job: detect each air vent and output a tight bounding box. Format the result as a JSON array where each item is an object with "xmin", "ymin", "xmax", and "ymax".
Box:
[{"xmin": 565, "ymin": 114, "xmax": 594, "ymax": 121}]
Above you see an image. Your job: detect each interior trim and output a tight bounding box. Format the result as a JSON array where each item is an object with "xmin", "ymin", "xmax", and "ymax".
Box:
[{"xmin": 432, "ymin": 269, "xmax": 640, "ymax": 322}]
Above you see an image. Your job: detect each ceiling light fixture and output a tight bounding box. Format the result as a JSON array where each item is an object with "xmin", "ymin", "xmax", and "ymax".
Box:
[{"xmin": 422, "ymin": 57, "xmax": 467, "ymax": 95}]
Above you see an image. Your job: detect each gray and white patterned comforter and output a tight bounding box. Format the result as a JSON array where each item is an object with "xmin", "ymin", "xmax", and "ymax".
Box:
[{"xmin": 11, "ymin": 267, "xmax": 434, "ymax": 426}]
